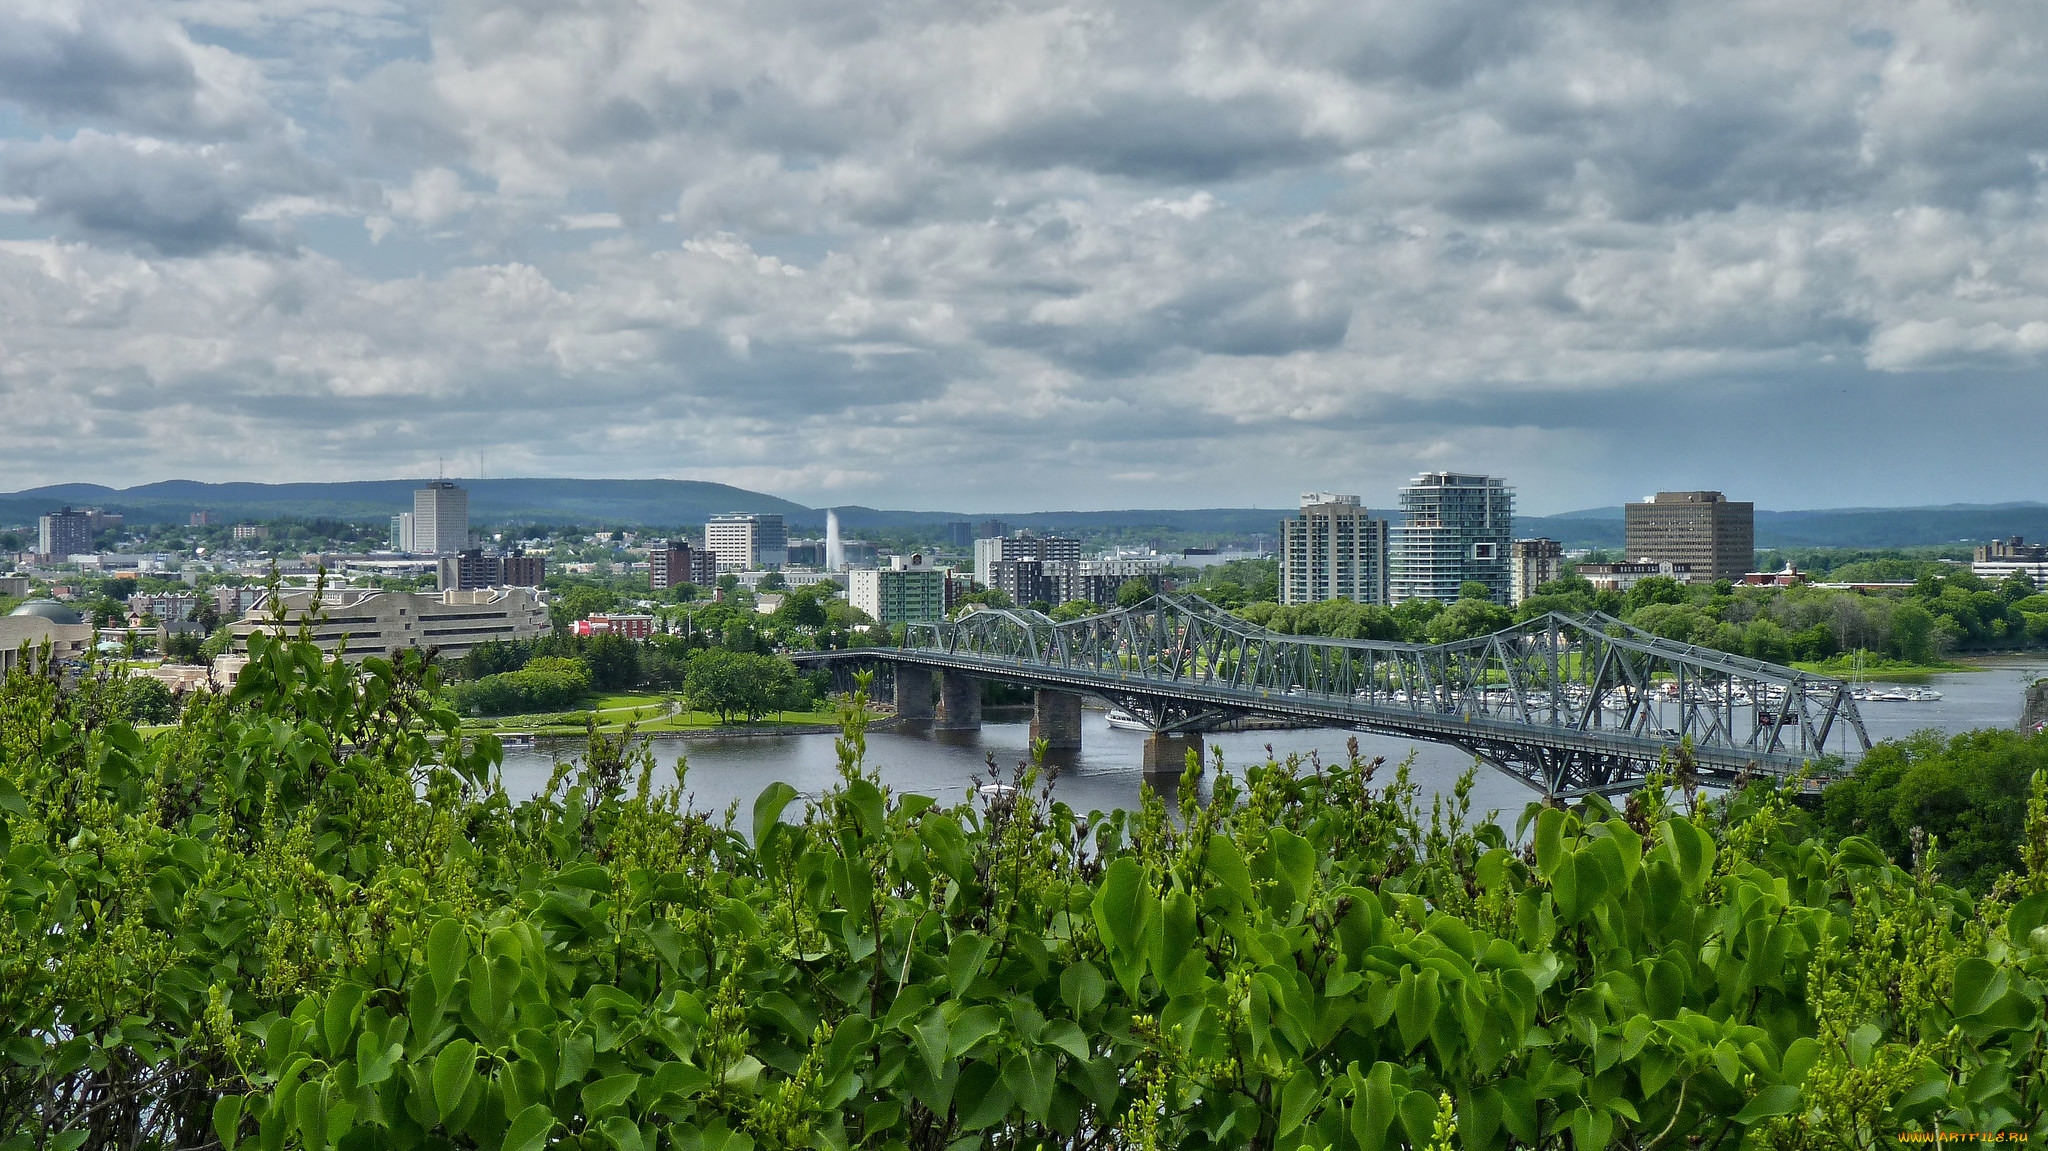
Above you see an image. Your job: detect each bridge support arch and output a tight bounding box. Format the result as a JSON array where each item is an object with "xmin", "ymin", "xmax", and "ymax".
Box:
[
  {"xmin": 937, "ymin": 670, "xmax": 982, "ymax": 730},
  {"xmin": 1143, "ymin": 731, "xmax": 1203, "ymax": 777},
  {"xmin": 893, "ymin": 665, "xmax": 933, "ymax": 721},
  {"xmin": 1029, "ymin": 689, "xmax": 1084, "ymax": 750}
]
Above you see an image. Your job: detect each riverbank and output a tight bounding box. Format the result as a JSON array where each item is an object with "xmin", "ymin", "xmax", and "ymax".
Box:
[
  {"xmin": 460, "ymin": 691, "xmax": 841, "ymax": 736},
  {"xmin": 1791, "ymin": 652, "xmax": 1975, "ymax": 681}
]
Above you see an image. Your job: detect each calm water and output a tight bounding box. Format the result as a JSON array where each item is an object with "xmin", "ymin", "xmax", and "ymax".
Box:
[{"xmin": 495, "ymin": 657, "xmax": 2048, "ymax": 824}]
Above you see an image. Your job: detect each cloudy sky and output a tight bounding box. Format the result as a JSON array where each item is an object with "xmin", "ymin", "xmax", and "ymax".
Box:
[{"xmin": 2, "ymin": 0, "xmax": 2045, "ymax": 514}]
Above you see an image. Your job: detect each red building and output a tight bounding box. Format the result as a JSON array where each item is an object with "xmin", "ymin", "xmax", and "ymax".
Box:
[{"xmin": 572, "ymin": 613, "xmax": 655, "ymax": 639}]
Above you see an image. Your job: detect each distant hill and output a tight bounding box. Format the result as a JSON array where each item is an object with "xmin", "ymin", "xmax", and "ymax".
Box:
[
  {"xmin": 0, "ymin": 479, "xmax": 811, "ymax": 531},
  {"xmin": 1, "ymin": 480, "xmax": 2043, "ymax": 550}
]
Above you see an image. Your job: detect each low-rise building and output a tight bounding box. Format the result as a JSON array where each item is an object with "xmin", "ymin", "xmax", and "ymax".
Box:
[
  {"xmin": 1576, "ymin": 560, "xmax": 1695, "ymax": 593},
  {"xmin": 0, "ymin": 575, "xmax": 30, "ymax": 598},
  {"xmin": 1741, "ymin": 564, "xmax": 1809, "ymax": 588},
  {"xmin": 229, "ymin": 587, "xmax": 550, "ymax": 661},
  {"xmin": 0, "ymin": 601, "xmax": 94, "ymax": 677},
  {"xmin": 573, "ymin": 613, "xmax": 655, "ymax": 639},
  {"xmin": 1974, "ymin": 537, "xmax": 2048, "ymax": 590},
  {"xmin": 232, "ymin": 523, "xmax": 269, "ymax": 541}
]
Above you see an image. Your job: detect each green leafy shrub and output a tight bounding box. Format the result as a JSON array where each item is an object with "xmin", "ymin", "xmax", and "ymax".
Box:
[{"xmin": 4, "ymin": 634, "xmax": 2048, "ymax": 1148}]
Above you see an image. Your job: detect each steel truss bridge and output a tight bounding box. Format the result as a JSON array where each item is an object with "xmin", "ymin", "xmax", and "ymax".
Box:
[{"xmin": 830, "ymin": 594, "xmax": 1870, "ymax": 796}]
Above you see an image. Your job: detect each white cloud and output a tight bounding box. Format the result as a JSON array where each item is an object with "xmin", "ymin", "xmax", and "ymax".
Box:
[{"xmin": 2, "ymin": 0, "xmax": 2048, "ymax": 509}]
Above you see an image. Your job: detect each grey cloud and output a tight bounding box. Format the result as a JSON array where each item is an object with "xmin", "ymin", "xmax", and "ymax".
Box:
[
  {"xmin": 0, "ymin": 0, "xmax": 272, "ymax": 137},
  {"xmin": 2, "ymin": 132, "xmax": 324, "ymax": 254}
]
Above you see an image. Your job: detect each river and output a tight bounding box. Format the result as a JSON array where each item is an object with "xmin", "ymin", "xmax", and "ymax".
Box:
[{"xmin": 496, "ymin": 656, "xmax": 2048, "ymax": 824}]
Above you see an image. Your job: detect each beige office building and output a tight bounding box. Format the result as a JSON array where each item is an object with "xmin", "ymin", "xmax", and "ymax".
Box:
[
  {"xmin": 1623, "ymin": 492, "xmax": 1754, "ymax": 583},
  {"xmin": 231, "ymin": 587, "xmax": 549, "ymax": 661}
]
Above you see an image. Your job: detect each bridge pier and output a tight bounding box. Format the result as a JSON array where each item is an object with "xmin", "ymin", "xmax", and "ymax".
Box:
[
  {"xmin": 893, "ymin": 665, "xmax": 933, "ymax": 720},
  {"xmin": 1029, "ymin": 689, "xmax": 1084, "ymax": 750},
  {"xmin": 1143, "ymin": 732, "xmax": 1203, "ymax": 777},
  {"xmin": 937, "ymin": 670, "xmax": 982, "ymax": 730}
]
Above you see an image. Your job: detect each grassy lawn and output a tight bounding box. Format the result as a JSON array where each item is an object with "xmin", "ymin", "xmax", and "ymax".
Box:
[
  {"xmin": 1790, "ymin": 652, "xmax": 1969, "ymax": 681},
  {"xmin": 462, "ymin": 692, "xmax": 839, "ymax": 735}
]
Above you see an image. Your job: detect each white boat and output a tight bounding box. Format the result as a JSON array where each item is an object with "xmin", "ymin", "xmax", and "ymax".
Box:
[{"xmin": 1105, "ymin": 708, "xmax": 1153, "ymax": 732}]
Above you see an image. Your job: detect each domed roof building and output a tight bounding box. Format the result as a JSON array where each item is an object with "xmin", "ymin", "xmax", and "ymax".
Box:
[{"xmin": 8, "ymin": 600, "xmax": 85, "ymax": 626}]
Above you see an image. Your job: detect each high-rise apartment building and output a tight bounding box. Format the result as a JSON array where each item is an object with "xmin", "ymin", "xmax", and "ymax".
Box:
[
  {"xmin": 413, "ymin": 482, "xmax": 469, "ymax": 556},
  {"xmin": 390, "ymin": 513, "xmax": 415, "ymax": 553},
  {"xmin": 976, "ymin": 520, "xmax": 1009, "ymax": 542},
  {"xmin": 1279, "ymin": 493, "xmax": 1389, "ymax": 605},
  {"xmin": 705, "ymin": 513, "xmax": 788, "ymax": 572},
  {"xmin": 848, "ymin": 553, "xmax": 949, "ymax": 625},
  {"xmin": 1509, "ymin": 538, "xmax": 1565, "ymax": 606},
  {"xmin": 1390, "ymin": 473, "xmax": 1515, "ymax": 603},
  {"xmin": 975, "ymin": 534, "xmax": 1083, "ymax": 605},
  {"xmin": 649, "ymin": 541, "xmax": 717, "ymax": 590},
  {"xmin": 1623, "ymin": 492, "xmax": 1753, "ymax": 583},
  {"xmin": 38, "ymin": 508, "xmax": 93, "ymax": 560},
  {"xmin": 945, "ymin": 522, "xmax": 974, "ymax": 548}
]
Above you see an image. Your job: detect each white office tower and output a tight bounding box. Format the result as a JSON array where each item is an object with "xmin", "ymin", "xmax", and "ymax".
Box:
[
  {"xmin": 413, "ymin": 481, "xmax": 469, "ymax": 555},
  {"xmin": 1390, "ymin": 473, "xmax": 1514, "ymax": 603},
  {"xmin": 1279, "ymin": 493, "xmax": 1390, "ymax": 605},
  {"xmin": 705, "ymin": 513, "xmax": 789, "ymax": 572},
  {"xmin": 825, "ymin": 509, "xmax": 844, "ymax": 571}
]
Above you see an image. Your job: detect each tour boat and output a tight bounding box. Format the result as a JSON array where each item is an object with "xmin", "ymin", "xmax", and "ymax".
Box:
[{"xmin": 1104, "ymin": 708, "xmax": 1153, "ymax": 731}]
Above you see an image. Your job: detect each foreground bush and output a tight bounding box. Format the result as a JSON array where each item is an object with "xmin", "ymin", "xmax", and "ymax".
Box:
[{"xmin": 3, "ymin": 633, "xmax": 2047, "ymax": 1148}]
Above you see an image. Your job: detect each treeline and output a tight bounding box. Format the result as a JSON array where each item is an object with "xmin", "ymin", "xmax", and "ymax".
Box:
[
  {"xmin": 1238, "ymin": 568, "xmax": 2048, "ymax": 664},
  {"xmin": 7, "ymin": 629, "xmax": 2048, "ymax": 1145}
]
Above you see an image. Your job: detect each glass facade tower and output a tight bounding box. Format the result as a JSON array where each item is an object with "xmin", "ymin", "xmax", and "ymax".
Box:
[{"xmin": 1390, "ymin": 473, "xmax": 1515, "ymax": 603}]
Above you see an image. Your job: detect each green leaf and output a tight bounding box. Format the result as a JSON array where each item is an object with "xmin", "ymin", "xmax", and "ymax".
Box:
[
  {"xmin": 1061, "ymin": 961, "xmax": 1105, "ymax": 1014},
  {"xmin": 427, "ymin": 919, "xmax": 465, "ymax": 1001},
  {"xmin": 1094, "ymin": 858, "xmax": 1147, "ymax": 957},
  {"xmin": 583, "ymin": 1072, "xmax": 643, "ymax": 1115},
  {"xmin": 1205, "ymin": 834, "xmax": 1255, "ymax": 907},
  {"xmin": 1662, "ymin": 817, "xmax": 1715, "ymax": 892},
  {"xmin": 1278, "ymin": 1069, "xmax": 1318, "ymax": 1136},
  {"xmin": 1040, "ymin": 1019, "xmax": 1091, "ymax": 1061},
  {"xmin": 502, "ymin": 1103, "xmax": 555, "ymax": 1151},
  {"xmin": 1396, "ymin": 1089, "xmax": 1438, "ymax": 1146},
  {"xmin": 751, "ymin": 782, "xmax": 799, "ymax": 852},
  {"xmin": 948, "ymin": 932, "xmax": 994, "ymax": 998},
  {"xmin": 1951, "ymin": 957, "xmax": 2003, "ymax": 1018},
  {"xmin": 1534, "ymin": 808, "xmax": 1567, "ymax": 878},
  {"xmin": 598, "ymin": 1115, "xmax": 647, "ymax": 1151},
  {"xmin": 432, "ymin": 1040, "xmax": 478, "ymax": 1123},
  {"xmin": 947, "ymin": 1005, "xmax": 1003, "ymax": 1058},
  {"xmin": 1002, "ymin": 1050, "xmax": 1057, "ymax": 1123},
  {"xmin": 914, "ymin": 1008, "xmax": 949, "ymax": 1080},
  {"xmin": 1733, "ymin": 1085, "xmax": 1802, "ymax": 1123},
  {"xmin": 2011, "ymin": 891, "xmax": 2048, "ymax": 944},
  {"xmin": 1393, "ymin": 968, "xmax": 1441, "ymax": 1053},
  {"xmin": 213, "ymin": 1095, "xmax": 244, "ymax": 1151}
]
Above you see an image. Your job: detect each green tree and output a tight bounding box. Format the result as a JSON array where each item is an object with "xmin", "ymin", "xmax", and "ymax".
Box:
[
  {"xmin": 1424, "ymin": 596, "xmax": 1512, "ymax": 644},
  {"xmin": 684, "ymin": 648, "xmax": 795, "ymax": 723},
  {"xmin": 1624, "ymin": 574, "xmax": 1687, "ymax": 612},
  {"xmin": 1115, "ymin": 578, "xmax": 1155, "ymax": 608},
  {"xmin": 1890, "ymin": 602, "xmax": 1938, "ymax": 663},
  {"xmin": 117, "ymin": 676, "xmax": 177, "ymax": 724},
  {"xmin": 1458, "ymin": 580, "xmax": 1494, "ymax": 601},
  {"xmin": 582, "ymin": 632, "xmax": 642, "ymax": 691},
  {"xmin": 1049, "ymin": 600, "xmax": 1097, "ymax": 622}
]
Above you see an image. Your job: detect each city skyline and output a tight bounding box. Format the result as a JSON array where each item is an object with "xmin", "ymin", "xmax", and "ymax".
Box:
[{"xmin": 2, "ymin": 1, "xmax": 2046, "ymax": 511}]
